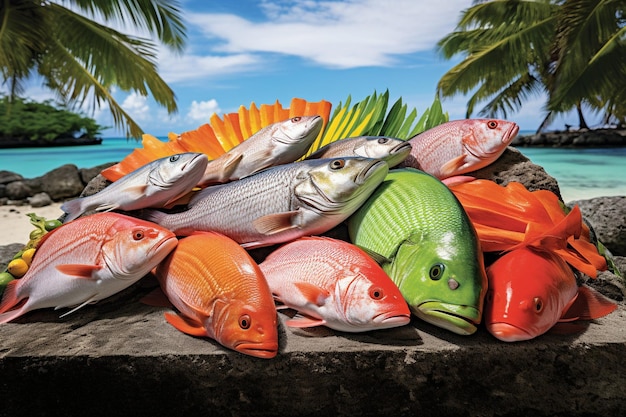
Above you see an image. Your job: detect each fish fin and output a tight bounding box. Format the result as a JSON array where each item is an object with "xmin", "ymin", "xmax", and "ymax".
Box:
[
  {"xmin": 253, "ymin": 211, "xmax": 299, "ymax": 235},
  {"xmin": 140, "ymin": 288, "xmax": 173, "ymax": 308},
  {"xmin": 286, "ymin": 313, "xmax": 327, "ymax": 328},
  {"xmin": 0, "ymin": 280, "xmax": 29, "ymax": 323},
  {"xmin": 514, "ymin": 205, "xmax": 582, "ymax": 252},
  {"xmin": 355, "ymin": 245, "xmax": 392, "ymax": 265},
  {"xmin": 60, "ymin": 199, "xmax": 85, "ymax": 222},
  {"xmin": 164, "ymin": 312, "xmax": 208, "ymax": 337},
  {"xmin": 162, "ymin": 189, "xmax": 199, "ymax": 209},
  {"xmin": 55, "ymin": 264, "xmax": 102, "ymax": 279},
  {"xmin": 58, "ymin": 295, "xmax": 99, "ymax": 318},
  {"xmin": 122, "ymin": 184, "xmax": 148, "ymax": 195},
  {"xmin": 294, "ymin": 282, "xmax": 330, "ymax": 307},
  {"xmin": 439, "ymin": 155, "xmax": 467, "ymax": 178},
  {"xmin": 442, "ymin": 175, "xmax": 476, "ymax": 187},
  {"xmin": 219, "ymin": 153, "xmax": 244, "ymax": 181},
  {"xmin": 561, "ymin": 285, "xmax": 617, "ymax": 321},
  {"xmin": 94, "ymin": 203, "xmax": 120, "ymax": 213}
]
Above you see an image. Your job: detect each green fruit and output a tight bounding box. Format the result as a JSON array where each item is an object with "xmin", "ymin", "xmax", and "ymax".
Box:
[
  {"xmin": 29, "ymin": 229, "xmax": 44, "ymax": 240},
  {"xmin": 44, "ymin": 219, "xmax": 62, "ymax": 231},
  {"xmin": 0, "ymin": 271, "xmax": 15, "ymax": 286}
]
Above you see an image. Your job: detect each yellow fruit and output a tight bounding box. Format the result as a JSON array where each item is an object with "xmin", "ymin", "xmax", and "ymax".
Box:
[
  {"xmin": 7, "ymin": 258, "xmax": 28, "ymax": 278},
  {"xmin": 21, "ymin": 248, "xmax": 36, "ymax": 266}
]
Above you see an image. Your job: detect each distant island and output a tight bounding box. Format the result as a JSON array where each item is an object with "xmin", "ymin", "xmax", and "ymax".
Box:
[{"xmin": 0, "ymin": 135, "xmax": 102, "ymax": 149}]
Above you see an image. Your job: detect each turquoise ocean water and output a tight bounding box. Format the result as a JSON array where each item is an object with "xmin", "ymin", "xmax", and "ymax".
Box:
[{"xmin": 0, "ymin": 136, "xmax": 625, "ymax": 203}]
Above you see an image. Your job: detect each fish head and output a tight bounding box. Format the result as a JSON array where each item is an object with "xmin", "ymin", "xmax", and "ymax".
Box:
[
  {"xmin": 272, "ymin": 115, "xmax": 323, "ymax": 146},
  {"xmin": 209, "ymin": 298, "xmax": 279, "ymax": 359},
  {"xmin": 388, "ymin": 232, "xmax": 488, "ymax": 335},
  {"xmin": 352, "ymin": 136, "xmax": 412, "ymax": 168},
  {"xmin": 333, "ymin": 270, "xmax": 411, "ymax": 331},
  {"xmin": 148, "ymin": 153, "xmax": 208, "ymax": 190},
  {"xmin": 462, "ymin": 119, "xmax": 520, "ymax": 159},
  {"xmin": 295, "ymin": 157, "xmax": 389, "ymax": 217},
  {"xmin": 101, "ymin": 217, "xmax": 178, "ymax": 281},
  {"xmin": 484, "ymin": 248, "xmax": 577, "ymax": 342}
]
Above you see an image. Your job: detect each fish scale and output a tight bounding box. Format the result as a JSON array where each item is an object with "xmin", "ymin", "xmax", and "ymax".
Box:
[{"xmin": 348, "ymin": 168, "xmax": 487, "ymax": 336}]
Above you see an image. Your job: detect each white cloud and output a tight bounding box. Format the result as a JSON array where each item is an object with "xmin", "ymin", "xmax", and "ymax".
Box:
[
  {"xmin": 185, "ymin": 0, "xmax": 471, "ymax": 69},
  {"xmin": 122, "ymin": 92, "xmax": 150, "ymax": 121},
  {"xmin": 187, "ymin": 99, "xmax": 221, "ymax": 122},
  {"xmin": 157, "ymin": 51, "xmax": 261, "ymax": 83}
]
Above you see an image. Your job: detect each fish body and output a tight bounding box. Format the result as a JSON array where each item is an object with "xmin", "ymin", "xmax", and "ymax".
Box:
[
  {"xmin": 259, "ymin": 236, "xmax": 410, "ymax": 332},
  {"xmin": 199, "ymin": 115, "xmax": 323, "ymax": 186},
  {"xmin": 399, "ymin": 119, "xmax": 519, "ymax": 179},
  {"xmin": 147, "ymin": 157, "xmax": 389, "ymax": 249},
  {"xmin": 306, "ymin": 136, "xmax": 412, "ymax": 168},
  {"xmin": 485, "ymin": 247, "xmax": 617, "ymax": 342},
  {"xmin": 348, "ymin": 168, "xmax": 487, "ymax": 335},
  {"xmin": 0, "ymin": 213, "xmax": 178, "ymax": 323},
  {"xmin": 154, "ymin": 232, "xmax": 278, "ymax": 358},
  {"xmin": 61, "ymin": 153, "xmax": 208, "ymax": 222}
]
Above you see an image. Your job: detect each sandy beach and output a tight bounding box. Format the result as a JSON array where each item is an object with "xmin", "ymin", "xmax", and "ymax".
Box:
[{"xmin": 1, "ymin": 202, "xmax": 65, "ymax": 246}]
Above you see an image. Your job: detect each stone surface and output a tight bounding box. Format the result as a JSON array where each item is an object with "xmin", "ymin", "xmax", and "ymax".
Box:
[
  {"xmin": 27, "ymin": 192, "xmax": 53, "ymax": 208},
  {"xmin": 569, "ymin": 196, "xmax": 626, "ymax": 256},
  {"xmin": 37, "ymin": 164, "xmax": 86, "ymax": 200}
]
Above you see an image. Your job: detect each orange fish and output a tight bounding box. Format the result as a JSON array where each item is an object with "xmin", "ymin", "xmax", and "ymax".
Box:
[
  {"xmin": 259, "ymin": 236, "xmax": 411, "ymax": 332},
  {"xmin": 152, "ymin": 232, "xmax": 278, "ymax": 359},
  {"xmin": 0, "ymin": 213, "xmax": 177, "ymax": 323},
  {"xmin": 399, "ymin": 119, "xmax": 519, "ymax": 179},
  {"xmin": 484, "ymin": 247, "xmax": 617, "ymax": 342},
  {"xmin": 449, "ymin": 179, "xmax": 607, "ymax": 278}
]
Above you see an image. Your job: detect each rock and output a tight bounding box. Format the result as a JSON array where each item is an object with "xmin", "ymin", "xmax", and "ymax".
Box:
[
  {"xmin": 79, "ymin": 162, "xmax": 115, "ymax": 185},
  {"xmin": 28, "ymin": 192, "xmax": 53, "ymax": 208},
  {"xmin": 467, "ymin": 147, "xmax": 562, "ymax": 199},
  {"xmin": 0, "ymin": 170, "xmax": 23, "ymax": 184},
  {"xmin": 0, "ymin": 243, "xmax": 23, "ymax": 271},
  {"xmin": 80, "ymin": 173, "xmax": 112, "ymax": 198},
  {"xmin": 37, "ymin": 164, "xmax": 86, "ymax": 200},
  {"xmin": 5, "ymin": 180, "xmax": 33, "ymax": 200},
  {"xmin": 568, "ymin": 196, "xmax": 626, "ymax": 256}
]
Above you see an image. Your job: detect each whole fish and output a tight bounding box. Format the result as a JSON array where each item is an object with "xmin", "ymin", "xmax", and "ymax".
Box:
[
  {"xmin": 348, "ymin": 168, "xmax": 487, "ymax": 335},
  {"xmin": 199, "ymin": 115, "xmax": 323, "ymax": 186},
  {"xmin": 61, "ymin": 153, "xmax": 208, "ymax": 222},
  {"xmin": 0, "ymin": 212, "xmax": 178, "ymax": 323},
  {"xmin": 146, "ymin": 157, "xmax": 389, "ymax": 249},
  {"xmin": 259, "ymin": 236, "xmax": 411, "ymax": 332},
  {"xmin": 305, "ymin": 136, "xmax": 412, "ymax": 168},
  {"xmin": 399, "ymin": 119, "xmax": 519, "ymax": 179},
  {"xmin": 485, "ymin": 247, "xmax": 617, "ymax": 342},
  {"xmin": 153, "ymin": 232, "xmax": 278, "ymax": 359}
]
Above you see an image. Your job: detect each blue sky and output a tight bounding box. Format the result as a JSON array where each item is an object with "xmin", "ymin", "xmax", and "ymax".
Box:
[{"xmin": 18, "ymin": 0, "xmax": 589, "ymax": 137}]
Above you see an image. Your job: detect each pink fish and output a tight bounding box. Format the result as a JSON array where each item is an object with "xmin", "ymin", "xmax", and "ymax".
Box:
[
  {"xmin": 485, "ymin": 247, "xmax": 617, "ymax": 342},
  {"xmin": 259, "ymin": 236, "xmax": 411, "ymax": 332},
  {"xmin": 399, "ymin": 119, "xmax": 519, "ymax": 179},
  {"xmin": 0, "ymin": 213, "xmax": 178, "ymax": 323},
  {"xmin": 152, "ymin": 232, "xmax": 279, "ymax": 359}
]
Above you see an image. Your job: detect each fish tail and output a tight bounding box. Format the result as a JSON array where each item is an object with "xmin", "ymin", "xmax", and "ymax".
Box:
[
  {"xmin": 60, "ymin": 198, "xmax": 86, "ymax": 223},
  {"xmin": 0, "ymin": 280, "xmax": 28, "ymax": 323},
  {"xmin": 561, "ymin": 285, "xmax": 618, "ymax": 322}
]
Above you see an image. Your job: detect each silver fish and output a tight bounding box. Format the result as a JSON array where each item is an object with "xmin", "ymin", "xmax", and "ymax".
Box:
[
  {"xmin": 199, "ymin": 115, "xmax": 323, "ymax": 186},
  {"xmin": 306, "ymin": 136, "xmax": 412, "ymax": 168},
  {"xmin": 146, "ymin": 157, "xmax": 389, "ymax": 249},
  {"xmin": 61, "ymin": 153, "xmax": 208, "ymax": 222}
]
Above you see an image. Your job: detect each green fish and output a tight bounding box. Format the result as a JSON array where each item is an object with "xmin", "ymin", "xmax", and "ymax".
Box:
[{"xmin": 347, "ymin": 168, "xmax": 487, "ymax": 335}]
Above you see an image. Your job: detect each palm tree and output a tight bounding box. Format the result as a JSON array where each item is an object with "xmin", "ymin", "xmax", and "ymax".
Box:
[
  {"xmin": 0, "ymin": 0, "xmax": 186, "ymax": 138},
  {"xmin": 436, "ymin": 0, "xmax": 626, "ymax": 131}
]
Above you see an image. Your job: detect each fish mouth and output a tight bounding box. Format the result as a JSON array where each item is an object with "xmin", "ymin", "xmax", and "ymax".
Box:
[
  {"xmin": 415, "ymin": 301, "xmax": 482, "ymax": 336},
  {"xmin": 487, "ymin": 322, "xmax": 534, "ymax": 342},
  {"xmin": 356, "ymin": 159, "xmax": 388, "ymax": 185},
  {"xmin": 503, "ymin": 123, "xmax": 520, "ymax": 144},
  {"xmin": 234, "ymin": 342, "xmax": 279, "ymax": 359},
  {"xmin": 386, "ymin": 142, "xmax": 413, "ymax": 167},
  {"xmin": 372, "ymin": 311, "xmax": 412, "ymax": 327},
  {"xmin": 182, "ymin": 153, "xmax": 208, "ymax": 171}
]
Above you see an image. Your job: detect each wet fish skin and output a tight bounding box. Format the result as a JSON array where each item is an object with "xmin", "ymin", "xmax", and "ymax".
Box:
[
  {"xmin": 147, "ymin": 157, "xmax": 389, "ymax": 249},
  {"xmin": 154, "ymin": 232, "xmax": 278, "ymax": 359},
  {"xmin": 199, "ymin": 115, "xmax": 323, "ymax": 186},
  {"xmin": 399, "ymin": 119, "xmax": 519, "ymax": 179},
  {"xmin": 0, "ymin": 212, "xmax": 178, "ymax": 323},
  {"xmin": 306, "ymin": 136, "xmax": 412, "ymax": 168},
  {"xmin": 61, "ymin": 153, "xmax": 208, "ymax": 222},
  {"xmin": 348, "ymin": 168, "xmax": 488, "ymax": 335},
  {"xmin": 485, "ymin": 247, "xmax": 617, "ymax": 342},
  {"xmin": 260, "ymin": 236, "xmax": 411, "ymax": 332}
]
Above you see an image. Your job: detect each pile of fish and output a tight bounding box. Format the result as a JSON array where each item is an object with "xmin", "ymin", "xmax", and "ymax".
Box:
[{"xmin": 0, "ymin": 116, "xmax": 619, "ymax": 359}]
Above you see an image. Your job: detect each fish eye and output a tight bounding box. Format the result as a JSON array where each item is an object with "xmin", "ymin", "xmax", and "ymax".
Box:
[
  {"xmin": 291, "ymin": 116, "xmax": 301, "ymax": 123},
  {"xmin": 429, "ymin": 263, "xmax": 445, "ymax": 280},
  {"xmin": 239, "ymin": 314, "xmax": 251, "ymax": 329},
  {"xmin": 169, "ymin": 154, "xmax": 180, "ymax": 162},
  {"xmin": 377, "ymin": 137, "xmax": 389, "ymax": 144},
  {"xmin": 487, "ymin": 120, "xmax": 498, "ymax": 129},
  {"xmin": 132, "ymin": 230, "xmax": 145, "ymax": 240},
  {"xmin": 369, "ymin": 286, "xmax": 384, "ymax": 300},
  {"xmin": 533, "ymin": 297, "xmax": 544, "ymax": 313},
  {"xmin": 330, "ymin": 159, "xmax": 345, "ymax": 170}
]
